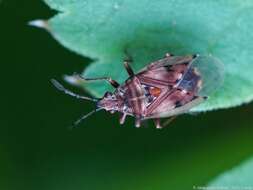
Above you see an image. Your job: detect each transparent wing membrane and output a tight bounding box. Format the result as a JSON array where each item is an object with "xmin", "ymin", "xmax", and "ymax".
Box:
[{"xmin": 184, "ymin": 55, "xmax": 224, "ymax": 96}]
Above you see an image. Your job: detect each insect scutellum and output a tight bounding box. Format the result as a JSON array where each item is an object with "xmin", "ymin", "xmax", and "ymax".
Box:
[{"xmin": 52, "ymin": 53, "xmax": 224, "ymax": 129}]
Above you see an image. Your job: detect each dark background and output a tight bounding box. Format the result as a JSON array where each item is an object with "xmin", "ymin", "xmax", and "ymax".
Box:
[{"xmin": 1, "ymin": 1, "xmax": 253, "ymax": 190}]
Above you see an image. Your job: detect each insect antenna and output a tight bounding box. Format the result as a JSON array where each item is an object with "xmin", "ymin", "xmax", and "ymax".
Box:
[
  {"xmin": 51, "ymin": 79, "xmax": 98, "ymax": 102},
  {"xmin": 69, "ymin": 108, "xmax": 103, "ymax": 129}
]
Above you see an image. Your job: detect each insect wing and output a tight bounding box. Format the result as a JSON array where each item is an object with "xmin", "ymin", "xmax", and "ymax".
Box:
[
  {"xmin": 143, "ymin": 55, "xmax": 224, "ymax": 119},
  {"xmin": 137, "ymin": 55, "xmax": 194, "ymax": 87},
  {"xmin": 181, "ymin": 55, "xmax": 224, "ymax": 97}
]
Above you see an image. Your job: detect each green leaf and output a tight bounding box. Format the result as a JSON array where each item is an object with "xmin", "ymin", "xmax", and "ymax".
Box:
[
  {"xmin": 208, "ymin": 157, "xmax": 253, "ymax": 187},
  {"xmin": 40, "ymin": 0, "xmax": 253, "ymax": 112}
]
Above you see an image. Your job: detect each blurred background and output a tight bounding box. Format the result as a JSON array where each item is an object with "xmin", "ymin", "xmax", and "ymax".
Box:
[{"xmin": 1, "ymin": 1, "xmax": 253, "ymax": 190}]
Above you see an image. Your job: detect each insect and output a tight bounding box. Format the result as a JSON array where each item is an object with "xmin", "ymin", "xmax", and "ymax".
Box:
[{"xmin": 51, "ymin": 53, "xmax": 224, "ymax": 129}]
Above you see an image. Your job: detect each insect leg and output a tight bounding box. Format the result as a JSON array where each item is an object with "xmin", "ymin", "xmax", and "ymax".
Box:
[
  {"xmin": 119, "ymin": 113, "xmax": 127, "ymax": 125},
  {"xmin": 154, "ymin": 118, "xmax": 162, "ymax": 129},
  {"xmin": 75, "ymin": 74, "xmax": 120, "ymax": 88},
  {"xmin": 135, "ymin": 117, "xmax": 141, "ymax": 128},
  {"xmin": 161, "ymin": 116, "xmax": 177, "ymax": 128},
  {"xmin": 123, "ymin": 58, "xmax": 135, "ymax": 77},
  {"xmin": 122, "ymin": 48, "xmax": 135, "ymax": 77},
  {"xmin": 51, "ymin": 79, "xmax": 98, "ymax": 102},
  {"xmin": 192, "ymin": 54, "xmax": 200, "ymax": 59},
  {"xmin": 164, "ymin": 53, "xmax": 174, "ymax": 58}
]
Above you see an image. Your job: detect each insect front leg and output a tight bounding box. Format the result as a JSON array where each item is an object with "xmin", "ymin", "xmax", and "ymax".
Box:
[{"xmin": 75, "ymin": 74, "xmax": 120, "ymax": 88}]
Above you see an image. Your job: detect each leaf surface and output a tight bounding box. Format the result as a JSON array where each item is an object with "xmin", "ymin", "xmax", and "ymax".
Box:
[
  {"xmin": 208, "ymin": 157, "xmax": 253, "ymax": 187},
  {"xmin": 42, "ymin": 0, "xmax": 253, "ymax": 111}
]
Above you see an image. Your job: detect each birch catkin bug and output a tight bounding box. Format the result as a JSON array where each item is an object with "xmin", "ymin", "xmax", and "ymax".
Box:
[{"xmin": 51, "ymin": 53, "xmax": 224, "ymax": 129}]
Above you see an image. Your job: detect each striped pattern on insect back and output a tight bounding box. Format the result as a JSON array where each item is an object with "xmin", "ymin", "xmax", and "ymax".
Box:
[
  {"xmin": 145, "ymin": 88, "xmax": 196, "ymax": 117},
  {"xmin": 137, "ymin": 61, "xmax": 191, "ymax": 87},
  {"xmin": 138, "ymin": 65, "xmax": 186, "ymax": 86},
  {"xmin": 125, "ymin": 77, "xmax": 146, "ymax": 116},
  {"xmin": 144, "ymin": 63, "xmax": 202, "ymax": 118}
]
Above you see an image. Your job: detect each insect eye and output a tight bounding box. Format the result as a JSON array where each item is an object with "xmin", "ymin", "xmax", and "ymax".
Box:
[{"xmin": 111, "ymin": 95, "xmax": 117, "ymax": 100}]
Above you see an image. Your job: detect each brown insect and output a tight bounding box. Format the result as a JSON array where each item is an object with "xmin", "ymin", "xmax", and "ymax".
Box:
[{"xmin": 52, "ymin": 53, "xmax": 224, "ymax": 129}]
